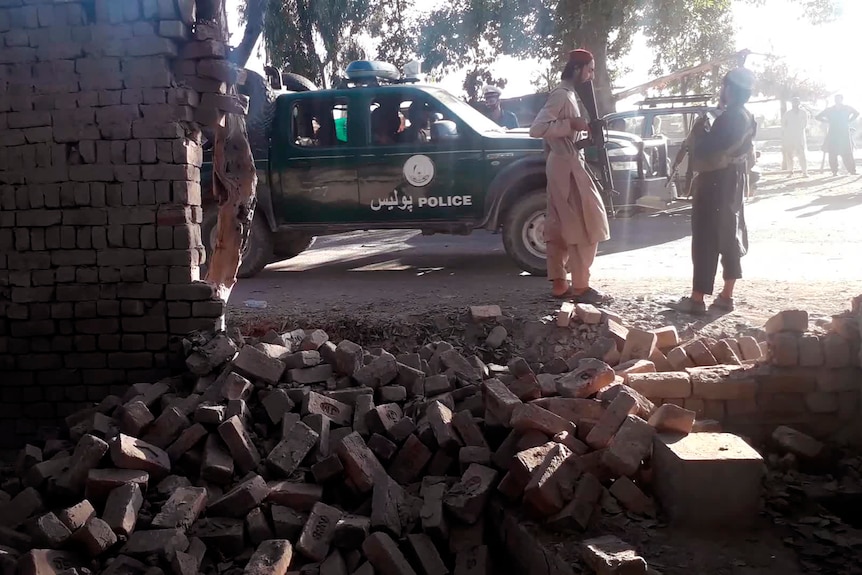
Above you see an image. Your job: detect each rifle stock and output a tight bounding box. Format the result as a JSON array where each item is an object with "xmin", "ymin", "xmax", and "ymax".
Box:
[{"xmin": 574, "ymin": 80, "xmax": 616, "ymax": 211}]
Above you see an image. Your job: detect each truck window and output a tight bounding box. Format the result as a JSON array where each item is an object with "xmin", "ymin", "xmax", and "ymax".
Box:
[
  {"xmin": 651, "ymin": 113, "xmax": 687, "ymax": 142},
  {"xmin": 292, "ymin": 97, "xmax": 349, "ymax": 148},
  {"xmin": 368, "ymin": 95, "xmax": 457, "ymax": 146}
]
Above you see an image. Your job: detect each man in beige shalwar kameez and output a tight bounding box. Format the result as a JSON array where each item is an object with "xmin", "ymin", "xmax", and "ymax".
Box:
[{"xmin": 529, "ymin": 49, "xmax": 610, "ymax": 304}]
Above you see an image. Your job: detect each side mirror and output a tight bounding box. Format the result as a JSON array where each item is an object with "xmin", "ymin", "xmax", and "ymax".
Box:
[{"xmin": 431, "ymin": 120, "xmax": 458, "ymax": 140}]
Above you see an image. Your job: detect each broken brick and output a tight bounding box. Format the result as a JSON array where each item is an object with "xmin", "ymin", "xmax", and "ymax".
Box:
[
  {"xmin": 110, "ymin": 434, "xmax": 170, "ymax": 480},
  {"xmin": 151, "ymin": 486, "xmax": 208, "ymax": 529},
  {"xmin": 267, "ymin": 420, "xmax": 319, "ymax": 477},
  {"xmin": 102, "ymin": 483, "xmax": 143, "ymax": 536},
  {"xmin": 362, "ymin": 531, "xmax": 418, "ymax": 575},
  {"xmin": 444, "ymin": 464, "xmax": 498, "ymax": 524}
]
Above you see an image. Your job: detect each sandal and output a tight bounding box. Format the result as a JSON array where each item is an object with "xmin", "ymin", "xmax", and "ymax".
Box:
[
  {"xmin": 667, "ymin": 296, "xmax": 707, "ymax": 315},
  {"xmin": 710, "ymin": 295, "xmax": 735, "ymax": 312},
  {"xmin": 574, "ymin": 287, "xmax": 606, "ymax": 305}
]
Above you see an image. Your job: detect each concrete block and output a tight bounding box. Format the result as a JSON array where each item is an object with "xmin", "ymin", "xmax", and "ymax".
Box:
[{"xmin": 652, "ymin": 432, "xmax": 765, "ymax": 528}]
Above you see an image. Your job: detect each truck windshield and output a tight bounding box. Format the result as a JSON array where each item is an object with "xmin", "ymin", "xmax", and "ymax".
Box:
[{"xmin": 424, "ymin": 88, "xmax": 507, "ymax": 134}]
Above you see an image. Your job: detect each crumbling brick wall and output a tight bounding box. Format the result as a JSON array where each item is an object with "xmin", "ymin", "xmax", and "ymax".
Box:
[{"xmin": 0, "ymin": 0, "xmax": 232, "ymax": 446}]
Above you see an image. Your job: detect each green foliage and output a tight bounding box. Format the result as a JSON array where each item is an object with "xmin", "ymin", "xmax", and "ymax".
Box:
[
  {"xmin": 642, "ymin": 0, "xmax": 736, "ymax": 95},
  {"xmin": 757, "ymin": 57, "xmax": 829, "ymax": 102}
]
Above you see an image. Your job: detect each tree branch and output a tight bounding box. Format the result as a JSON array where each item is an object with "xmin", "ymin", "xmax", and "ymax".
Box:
[{"xmin": 230, "ymin": 0, "xmax": 269, "ymax": 67}]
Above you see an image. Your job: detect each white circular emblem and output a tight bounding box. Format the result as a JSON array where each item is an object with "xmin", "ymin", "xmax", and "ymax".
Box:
[{"xmin": 403, "ymin": 155, "xmax": 435, "ymax": 187}]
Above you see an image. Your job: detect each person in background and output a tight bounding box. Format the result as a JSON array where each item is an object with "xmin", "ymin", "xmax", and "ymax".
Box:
[
  {"xmin": 782, "ymin": 97, "xmax": 809, "ymax": 177},
  {"xmin": 668, "ymin": 67, "xmax": 757, "ymax": 315},
  {"xmin": 482, "ymin": 85, "xmax": 519, "ymax": 130},
  {"xmin": 529, "ymin": 49, "xmax": 610, "ymax": 304},
  {"xmin": 817, "ymin": 95, "xmax": 858, "ymax": 176}
]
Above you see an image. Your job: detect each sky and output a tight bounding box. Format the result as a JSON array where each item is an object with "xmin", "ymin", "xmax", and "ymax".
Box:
[{"xmin": 226, "ymin": 0, "xmax": 859, "ymax": 111}]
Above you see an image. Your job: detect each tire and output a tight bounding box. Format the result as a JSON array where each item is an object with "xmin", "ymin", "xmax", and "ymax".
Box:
[
  {"xmin": 282, "ymin": 72, "xmax": 318, "ymax": 92},
  {"xmin": 274, "ymin": 231, "xmax": 316, "ymax": 259},
  {"xmin": 502, "ymin": 190, "xmax": 547, "ymax": 276},
  {"xmin": 201, "ymin": 208, "xmax": 274, "ymax": 279}
]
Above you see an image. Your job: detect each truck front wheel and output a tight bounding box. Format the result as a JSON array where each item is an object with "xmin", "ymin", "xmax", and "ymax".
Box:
[
  {"xmin": 202, "ymin": 209, "xmax": 274, "ymax": 279},
  {"xmin": 502, "ymin": 190, "xmax": 548, "ymax": 277}
]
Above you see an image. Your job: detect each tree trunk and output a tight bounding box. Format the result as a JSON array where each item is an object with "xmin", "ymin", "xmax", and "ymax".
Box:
[
  {"xmin": 580, "ymin": 28, "xmax": 615, "ymax": 116},
  {"xmin": 202, "ymin": 0, "xmax": 260, "ymax": 330},
  {"xmin": 229, "ymin": 0, "xmax": 267, "ymax": 67}
]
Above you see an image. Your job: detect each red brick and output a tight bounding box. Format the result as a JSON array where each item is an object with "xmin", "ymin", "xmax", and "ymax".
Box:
[
  {"xmin": 118, "ymin": 400, "xmax": 154, "ymax": 436},
  {"xmin": 305, "ymin": 391, "xmax": 353, "ymax": 427},
  {"xmin": 33, "ymin": 512, "xmax": 72, "ymax": 548},
  {"xmin": 772, "ymin": 426, "xmax": 824, "ymax": 459},
  {"xmin": 56, "ymin": 500, "xmax": 95, "ymax": 532},
  {"xmin": 770, "ymin": 333, "xmax": 799, "ymax": 367},
  {"xmin": 267, "ymin": 420, "xmax": 319, "ymax": 477},
  {"xmin": 207, "ymin": 474, "xmax": 268, "ymax": 518},
  {"xmin": 102, "ymin": 482, "xmax": 143, "ymax": 536},
  {"xmin": 620, "ymin": 329, "xmax": 657, "ymax": 364},
  {"xmin": 764, "ymin": 309, "xmax": 808, "ymax": 335},
  {"xmin": 217, "ymin": 415, "xmax": 260, "ymax": 474},
  {"xmin": 580, "ymin": 535, "xmax": 648, "ymax": 575},
  {"xmin": 510, "ymin": 403, "xmax": 577, "ymax": 438},
  {"xmin": 201, "ymin": 434, "xmax": 234, "ymax": 485},
  {"xmin": 549, "ymin": 472, "xmax": 602, "ymax": 529},
  {"xmin": 601, "ymin": 415, "xmax": 656, "ymax": 477},
  {"xmin": 85, "ymin": 469, "xmax": 148, "ymax": 504},
  {"xmin": 406, "ymin": 533, "xmax": 447, "ymax": 575},
  {"xmin": 122, "ymin": 528, "xmax": 189, "ymax": 560},
  {"xmin": 151, "ymin": 486, "xmax": 207, "ymax": 529},
  {"xmin": 689, "ymin": 365, "xmax": 755, "ymax": 400},
  {"xmin": 141, "ymin": 407, "xmax": 189, "ymax": 449},
  {"xmin": 271, "ymin": 505, "xmax": 307, "ymax": 540},
  {"xmin": 109, "ymin": 434, "xmax": 170, "ymax": 479},
  {"xmin": 245, "ymin": 539, "xmax": 294, "ymax": 575},
  {"xmin": 74, "ymin": 516, "xmax": 117, "ymax": 556},
  {"xmin": 297, "ymin": 502, "xmax": 343, "ymax": 562},
  {"xmin": 608, "ymin": 476, "xmax": 656, "ymax": 516},
  {"xmin": 336, "ymin": 432, "xmax": 386, "ymax": 494},
  {"xmin": 56, "ymin": 433, "xmax": 109, "ymax": 494},
  {"xmin": 647, "ymin": 404, "xmax": 695, "ymax": 435},
  {"xmin": 586, "ymin": 392, "xmax": 637, "ymax": 450},
  {"xmin": 386, "ymin": 433, "xmax": 431, "ymax": 484},
  {"xmin": 667, "ymin": 346, "xmax": 695, "ymax": 370},
  {"xmin": 0, "ymin": 487, "xmax": 43, "ymax": 528},
  {"xmin": 362, "ymin": 531, "xmax": 418, "ymax": 575},
  {"xmin": 523, "ymin": 444, "xmax": 574, "ymax": 517},
  {"xmin": 482, "ymin": 378, "xmax": 522, "ymax": 425},
  {"xmin": 737, "ymin": 336, "xmax": 763, "ymax": 361},
  {"xmin": 420, "ymin": 481, "xmax": 448, "ymax": 539},
  {"xmin": 166, "ymin": 423, "xmax": 208, "ymax": 463},
  {"xmin": 444, "ymin": 463, "xmax": 498, "ymax": 524},
  {"xmin": 267, "ymin": 482, "xmax": 323, "ymax": 512},
  {"xmin": 557, "ymin": 358, "xmax": 615, "ymax": 399},
  {"xmin": 366, "ymin": 402, "xmax": 404, "ymax": 436}
]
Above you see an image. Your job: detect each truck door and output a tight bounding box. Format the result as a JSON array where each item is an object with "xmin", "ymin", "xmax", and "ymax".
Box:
[
  {"xmin": 355, "ymin": 90, "xmax": 484, "ymax": 224},
  {"xmin": 268, "ymin": 94, "xmax": 363, "ymax": 225}
]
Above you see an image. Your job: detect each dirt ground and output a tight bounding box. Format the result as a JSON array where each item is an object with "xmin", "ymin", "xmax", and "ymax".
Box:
[
  {"xmin": 220, "ymin": 161, "xmax": 862, "ymax": 575},
  {"xmin": 226, "ymin": 166, "xmax": 862, "ymax": 343}
]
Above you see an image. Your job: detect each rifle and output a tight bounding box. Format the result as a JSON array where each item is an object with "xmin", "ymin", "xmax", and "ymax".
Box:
[{"xmin": 574, "ymin": 80, "xmax": 617, "ymax": 213}]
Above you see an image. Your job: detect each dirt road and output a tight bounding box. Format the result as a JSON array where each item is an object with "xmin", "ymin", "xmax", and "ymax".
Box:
[{"xmin": 226, "ymin": 168, "xmax": 861, "ymax": 339}]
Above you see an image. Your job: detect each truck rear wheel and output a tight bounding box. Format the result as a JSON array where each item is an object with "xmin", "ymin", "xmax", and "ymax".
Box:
[
  {"xmin": 202, "ymin": 209, "xmax": 274, "ymax": 279},
  {"xmin": 502, "ymin": 190, "xmax": 548, "ymax": 277}
]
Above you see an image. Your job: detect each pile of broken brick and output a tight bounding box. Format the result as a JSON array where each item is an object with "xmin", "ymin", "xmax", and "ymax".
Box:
[{"xmin": 0, "ymin": 304, "xmax": 800, "ymax": 575}]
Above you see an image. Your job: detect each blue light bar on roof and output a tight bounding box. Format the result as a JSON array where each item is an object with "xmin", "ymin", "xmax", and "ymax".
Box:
[{"xmin": 345, "ymin": 60, "xmax": 401, "ymax": 82}]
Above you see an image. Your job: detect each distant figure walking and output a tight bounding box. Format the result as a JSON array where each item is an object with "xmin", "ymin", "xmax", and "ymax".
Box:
[
  {"xmin": 782, "ymin": 97, "xmax": 809, "ymax": 177},
  {"xmin": 816, "ymin": 95, "xmax": 858, "ymax": 175}
]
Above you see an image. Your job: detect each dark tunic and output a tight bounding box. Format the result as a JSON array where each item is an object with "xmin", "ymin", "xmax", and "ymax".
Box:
[{"xmin": 688, "ymin": 104, "xmax": 756, "ymax": 293}]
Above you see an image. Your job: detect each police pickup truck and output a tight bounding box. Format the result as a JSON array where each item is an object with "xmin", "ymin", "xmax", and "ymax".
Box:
[{"xmin": 201, "ymin": 61, "xmax": 670, "ymax": 278}]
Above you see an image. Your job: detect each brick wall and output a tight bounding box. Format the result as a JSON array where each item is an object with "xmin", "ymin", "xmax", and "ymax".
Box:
[
  {"xmin": 629, "ymin": 316, "xmax": 862, "ymax": 444},
  {"xmin": 0, "ymin": 0, "xmax": 234, "ymax": 446}
]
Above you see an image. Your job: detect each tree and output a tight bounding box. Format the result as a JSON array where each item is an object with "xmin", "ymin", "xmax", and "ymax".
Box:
[
  {"xmin": 642, "ymin": 0, "xmax": 736, "ymax": 95},
  {"xmin": 757, "ymin": 57, "xmax": 829, "ymax": 111},
  {"xmin": 415, "ymin": 0, "xmax": 839, "ymax": 115},
  {"xmin": 241, "ymin": 0, "xmax": 419, "ymax": 89},
  {"xmin": 203, "ymin": 0, "xmax": 265, "ymax": 317}
]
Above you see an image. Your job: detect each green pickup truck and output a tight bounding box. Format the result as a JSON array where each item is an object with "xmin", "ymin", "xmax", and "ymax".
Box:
[{"xmin": 201, "ymin": 61, "xmax": 670, "ymax": 278}]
